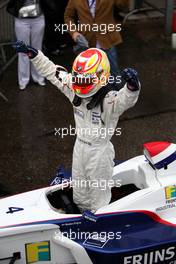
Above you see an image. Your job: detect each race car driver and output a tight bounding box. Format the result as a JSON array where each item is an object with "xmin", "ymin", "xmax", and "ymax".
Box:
[{"xmin": 13, "ymin": 41, "xmax": 140, "ymax": 212}]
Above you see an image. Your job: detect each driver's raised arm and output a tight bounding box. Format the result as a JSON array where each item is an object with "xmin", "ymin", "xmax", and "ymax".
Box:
[
  {"xmin": 103, "ymin": 68, "xmax": 140, "ymax": 117},
  {"xmin": 31, "ymin": 51, "xmax": 74, "ymax": 101},
  {"xmin": 12, "ymin": 40, "xmax": 74, "ymax": 102}
]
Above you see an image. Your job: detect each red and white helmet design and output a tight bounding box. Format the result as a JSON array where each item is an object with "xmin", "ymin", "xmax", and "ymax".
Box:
[{"xmin": 72, "ymin": 48, "xmax": 110, "ymax": 98}]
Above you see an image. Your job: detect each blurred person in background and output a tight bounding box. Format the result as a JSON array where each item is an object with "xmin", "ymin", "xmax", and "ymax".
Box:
[
  {"xmin": 44, "ymin": 0, "xmax": 69, "ymax": 55},
  {"xmin": 64, "ymin": 0, "xmax": 129, "ymax": 88},
  {"xmin": 7, "ymin": 0, "xmax": 54, "ymax": 90}
]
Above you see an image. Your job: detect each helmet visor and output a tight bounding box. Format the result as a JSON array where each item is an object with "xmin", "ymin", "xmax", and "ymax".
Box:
[
  {"xmin": 72, "ymin": 72, "xmax": 99, "ymax": 96},
  {"xmin": 72, "ymin": 72, "xmax": 97, "ymax": 86}
]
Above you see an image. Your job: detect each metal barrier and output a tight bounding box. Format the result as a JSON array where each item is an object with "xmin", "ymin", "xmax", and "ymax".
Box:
[
  {"xmin": 0, "ymin": 0, "xmax": 17, "ymax": 76},
  {"xmin": 124, "ymin": 0, "xmax": 176, "ymax": 35},
  {"xmin": 144, "ymin": 0, "xmax": 175, "ymax": 35}
]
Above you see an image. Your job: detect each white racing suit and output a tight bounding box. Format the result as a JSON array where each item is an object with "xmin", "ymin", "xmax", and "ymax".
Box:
[{"xmin": 31, "ymin": 51, "xmax": 140, "ymax": 212}]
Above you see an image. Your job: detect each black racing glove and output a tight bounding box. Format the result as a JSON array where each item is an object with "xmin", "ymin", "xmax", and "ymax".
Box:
[
  {"xmin": 12, "ymin": 40, "xmax": 38, "ymax": 59},
  {"xmin": 121, "ymin": 68, "xmax": 140, "ymax": 91}
]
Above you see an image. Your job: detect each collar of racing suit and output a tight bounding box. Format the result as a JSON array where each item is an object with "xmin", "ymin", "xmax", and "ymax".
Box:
[{"xmin": 72, "ymin": 83, "xmax": 119, "ymax": 112}]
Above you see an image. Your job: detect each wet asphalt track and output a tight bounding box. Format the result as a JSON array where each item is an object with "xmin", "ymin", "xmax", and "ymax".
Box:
[{"xmin": 0, "ymin": 18, "xmax": 176, "ymax": 194}]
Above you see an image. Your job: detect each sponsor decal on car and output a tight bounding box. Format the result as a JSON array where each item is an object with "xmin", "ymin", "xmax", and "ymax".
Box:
[
  {"xmin": 165, "ymin": 186, "xmax": 176, "ymax": 200},
  {"xmin": 156, "ymin": 186, "xmax": 176, "ymax": 212},
  {"xmin": 83, "ymin": 232, "xmax": 109, "ymax": 248},
  {"xmin": 156, "ymin": 203, "xmax": 176, "ymax": 212},
  {"xmin": 123, "ymin": 245, "xmax": 176, "ymax": 264},
  {"xmin": 25, "ymin": 241, "xmax": 51, "ymax": 263}
]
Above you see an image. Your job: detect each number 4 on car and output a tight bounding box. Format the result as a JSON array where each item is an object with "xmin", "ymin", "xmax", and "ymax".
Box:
[{"xmin": 6, "ymin": 207, "xmax": 24, "ymax": 214}]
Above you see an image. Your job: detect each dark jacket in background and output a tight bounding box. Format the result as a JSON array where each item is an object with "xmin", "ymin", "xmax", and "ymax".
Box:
[
  {"xmin": 6, "ymin": 0, "xmax": 56, "ymax": 18},
  {"xmin": 7, "ymin": 0, "xmax": 69, "ymax": 52},
  {"xmin": 43, "ymin": 0, "xmax": 69, "ymax": 52}
]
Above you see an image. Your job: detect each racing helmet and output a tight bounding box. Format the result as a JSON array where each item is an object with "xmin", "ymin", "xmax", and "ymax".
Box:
[{"xmin": 72, "ymin": 48, "xmax": 110, "ymax": 98}]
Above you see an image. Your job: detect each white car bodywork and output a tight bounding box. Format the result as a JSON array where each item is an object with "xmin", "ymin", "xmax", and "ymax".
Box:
[{"xmin": 1, "ymin": 141, "xmax": 176, "ymax": 264}]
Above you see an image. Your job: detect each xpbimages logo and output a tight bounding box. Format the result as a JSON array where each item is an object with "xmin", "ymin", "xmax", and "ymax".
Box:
[
  {"xmin": 54, "ymin": 125, "xmax": 122, "ymax": 139},
  {"xmin": 55, "ymin": 21, "xmax": 122, "ymax": 35},
  {"xmin": 55, "ymin": 230, "xmax": 122, "ymax": 243}
]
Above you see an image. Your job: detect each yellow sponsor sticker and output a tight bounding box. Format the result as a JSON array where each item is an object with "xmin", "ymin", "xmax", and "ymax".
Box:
[
  {"xmin": 25, "ymin": 241, "xmax": 50, "ymax": 263},
  {"xmin": 165, "ymin": 185, "xmax": 176, "ymax": 200}
]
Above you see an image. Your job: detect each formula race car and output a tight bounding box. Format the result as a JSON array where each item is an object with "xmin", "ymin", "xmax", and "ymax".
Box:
[{"xmin": 1, "ymin": 141, "xmax": 176, "ymax": 264}]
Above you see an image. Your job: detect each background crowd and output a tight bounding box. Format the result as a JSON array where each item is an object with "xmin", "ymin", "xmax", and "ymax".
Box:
[{"xmin": 6, "ymin": 0, "xmax": 129, "ymax": 90}]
